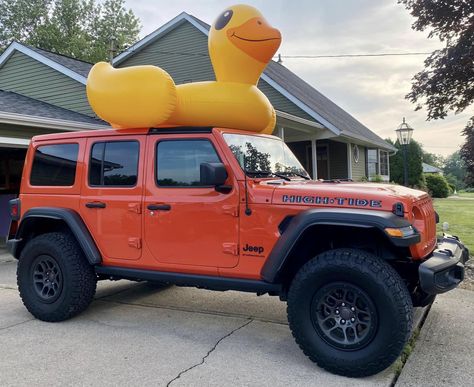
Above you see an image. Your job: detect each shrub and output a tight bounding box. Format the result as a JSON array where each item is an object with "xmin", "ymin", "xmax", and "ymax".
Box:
[
  {"xmin": 424, "ymin": 174, "xmax": 450, "ymax": 198},
  {"xmin": 370, "ymin": 174, "xmax": 384, "ymax": 183}
]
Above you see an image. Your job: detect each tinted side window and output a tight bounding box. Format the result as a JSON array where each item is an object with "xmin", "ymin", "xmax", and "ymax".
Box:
[
  {"xmin": 156, "ymin": 140, "xmax": 220, "ymax": 187},
  {"xmin": 30, "ymin": 143, "xmax": 79, "ymax": 186},
  {"xmin": 89, "ymin": 141, "xmax": 139, "ymax": 187}
]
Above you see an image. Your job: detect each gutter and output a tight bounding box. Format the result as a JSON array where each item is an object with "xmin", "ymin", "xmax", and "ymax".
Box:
[
  {"xmin": 0, "ymin": 112, "xmax": 110, "ymax": 132},
  {"xmin": 276, "ymin": 110, "xmax": 325, "ymax": 129},
  {"xmin": 339, "ymin": 133, "xmax": 397, "ymax": 152}
]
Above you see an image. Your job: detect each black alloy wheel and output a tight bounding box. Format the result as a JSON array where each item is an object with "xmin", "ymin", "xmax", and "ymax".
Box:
[{"xmin": 311, "ymin": 282, "xmax": 377, "ymax": 350}]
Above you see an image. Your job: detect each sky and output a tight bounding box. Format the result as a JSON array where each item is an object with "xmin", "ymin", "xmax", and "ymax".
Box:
[{"xmin": 124, "ymin": 0, "xmax": 472, "ymax": 157}]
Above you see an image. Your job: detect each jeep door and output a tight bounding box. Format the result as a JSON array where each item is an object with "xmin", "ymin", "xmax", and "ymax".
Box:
[
  {"xmin": 80, "ymin": 135, "xmax": 145, "ymax": 261},
  {"xmin": 144, "ymin": 133, "xmax": 239, "ymax": 269}
]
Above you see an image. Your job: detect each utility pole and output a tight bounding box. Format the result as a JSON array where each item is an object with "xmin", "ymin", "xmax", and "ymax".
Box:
[{"xmin": 109, "ymin": 37, "xmax": 117, "ymax": 65}]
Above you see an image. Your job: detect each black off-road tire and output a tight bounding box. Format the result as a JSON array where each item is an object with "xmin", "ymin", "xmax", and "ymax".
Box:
[
  {"xmin": 17, "ymin": 232, "xmax": 97, "ymax": 322},
  {"xmin": 287, "ymin": 248, "xmax": 413, "ymax": 377}
]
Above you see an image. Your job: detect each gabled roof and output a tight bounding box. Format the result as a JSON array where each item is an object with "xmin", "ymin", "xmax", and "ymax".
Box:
[
  {"xmin": 0, "ymin": 89, "xmax": 106, "ymax": 128},
  {"xmin": 422, "ymin": 163, "xmax": 442, "ymax": 174},
  {"xmin": 28, "ymin": 46, "xmax": 93, "ymax": 78},
  {"xmin": 0, "ymin": 41, "xmax": 89, "ymax": 84},
  {"xmin": 112, "ymin": 12, "xmax": 395, "ymax": 151}
]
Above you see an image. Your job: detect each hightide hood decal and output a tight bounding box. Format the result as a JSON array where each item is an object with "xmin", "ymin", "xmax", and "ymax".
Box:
[{"xmin": 282, "ymin": 194, "xmax": 382, "ymax": 208}]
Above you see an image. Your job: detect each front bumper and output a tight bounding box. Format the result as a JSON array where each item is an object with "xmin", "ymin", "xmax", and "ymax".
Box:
[{"xmin": 419, "ymin": 234, "xmax": 469, "ymax": 295}]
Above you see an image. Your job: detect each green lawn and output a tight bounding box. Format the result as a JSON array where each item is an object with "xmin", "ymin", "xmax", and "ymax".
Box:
[
  {"xmin": 458, "ymin": 191, "xmax": 474, "ymax": 198},
  {"xmin": 433, "ymin": 194, "xmax": 474, "ymax": 251}
]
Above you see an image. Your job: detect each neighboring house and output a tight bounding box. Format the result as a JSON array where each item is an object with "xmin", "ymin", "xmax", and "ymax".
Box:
[
  {"xmin": 423, "ymin": 163, "xmax": 443, "ymax": 175},
  {"xmin": 0, "ymin": 11, "xmax": 395, "ymax": 237}
]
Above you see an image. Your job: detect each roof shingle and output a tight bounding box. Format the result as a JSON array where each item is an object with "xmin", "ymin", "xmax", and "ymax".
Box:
[
  {"xmin": 28, "ymin": 46, "xmax": 93, "ymax": 78},
  {"xmin": 0, "ymin": 90, "xmax": 104, "ymax": 125}
]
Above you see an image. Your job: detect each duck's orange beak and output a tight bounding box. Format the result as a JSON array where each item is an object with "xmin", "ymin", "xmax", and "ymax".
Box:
[{"xmin": 227, "ymin": 17, "xmax": 281, "ymax": 63}]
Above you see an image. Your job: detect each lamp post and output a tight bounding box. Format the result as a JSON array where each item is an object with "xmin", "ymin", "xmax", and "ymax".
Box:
[{"xmin": 395, "ymin": 117, "xmax": 414, "ymax": 186}]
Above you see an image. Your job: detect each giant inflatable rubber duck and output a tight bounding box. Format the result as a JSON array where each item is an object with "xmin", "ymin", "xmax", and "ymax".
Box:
[{"xmin": 86, "ymin": 5, "xmax": 282, "ymax": 133}]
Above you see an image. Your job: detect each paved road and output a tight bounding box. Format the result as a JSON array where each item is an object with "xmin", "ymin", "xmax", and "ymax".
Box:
[{"xmin": 1, "ymin": 250, "xmax": 472, "ymax": 386}]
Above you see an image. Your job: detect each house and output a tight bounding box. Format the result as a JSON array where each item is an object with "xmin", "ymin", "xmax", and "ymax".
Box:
[
  {"xmin": 422, "ymin": 163, "xmax": 443, "ymax": 175},
  {"xmin": 0, "ymin": 11, "xmax": 395, "ymax": 237}
]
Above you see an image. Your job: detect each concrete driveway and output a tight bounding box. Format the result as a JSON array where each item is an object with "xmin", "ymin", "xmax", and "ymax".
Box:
[{"xmin": 1, "ymin": 251, "xmax": 473, "ymax": 386}]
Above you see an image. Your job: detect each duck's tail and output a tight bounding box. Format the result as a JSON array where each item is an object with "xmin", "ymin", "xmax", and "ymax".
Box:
[{"xmin": 86, "ymin": 62, "xmax": 177, "ymax": 129}]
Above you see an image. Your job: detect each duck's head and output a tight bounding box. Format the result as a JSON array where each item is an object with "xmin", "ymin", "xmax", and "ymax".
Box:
[{"xmin": 209, "ymin": 4, "xmax": 281, "ymax": 84}]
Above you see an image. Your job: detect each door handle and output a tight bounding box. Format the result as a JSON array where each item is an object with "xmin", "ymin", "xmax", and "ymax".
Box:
[
  {"xmin": 85, "ymin": 201, "xmax": 106, "ymax": 209},
  {"xmin": 147, "ymin": 204, "xmax": 171, "ymax": 211}
]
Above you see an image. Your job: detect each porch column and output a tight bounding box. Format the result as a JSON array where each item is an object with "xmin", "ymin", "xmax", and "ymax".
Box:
[
  {"xmin": 277, "ymin": 127, "xmax": 285, "ymax": 141},
  {"xmin": 311, "ymin": 139, "xmax": 318, "ymax": 179}
]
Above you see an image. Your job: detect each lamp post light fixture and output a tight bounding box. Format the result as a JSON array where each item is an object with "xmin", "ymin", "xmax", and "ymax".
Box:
[{"xmin": 395, "ymin": 117, "xmax": 414, "ymax": 186}]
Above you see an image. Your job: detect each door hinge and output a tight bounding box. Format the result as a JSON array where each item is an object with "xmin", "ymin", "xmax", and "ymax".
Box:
[
  {"xmin": 222, "ymin": 205, "xmax": 239, "ymax": 217},
  {"xmin": 128, "ymin": 237, "xmax": 141, "ymax": 249},
  {"xmin": 128, "ymin": 202, "xmax": 141, "ymax": 214},
  {"xmin": 222, "ymin": 242, "xmax": 239, "ymax": 255}
]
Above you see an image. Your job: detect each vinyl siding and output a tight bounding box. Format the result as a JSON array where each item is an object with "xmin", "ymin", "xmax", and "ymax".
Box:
[
  {"xmin": 0, "ymin": 51, "xmax": 93, "ymax": 116},
  {"xmin": 118, "ymin": 21, "xmax": 215, "ymax": 83},
  {"xmin": 258, "ymin": 80, "xmax": 315, "ymax": 120},
  {"xmin": 351, "ymin": 144, "xmax": 367, "ymax": 181},
  {"xmin": 119, "ymin": 21, "xmax": 316, "ymax": 121}
]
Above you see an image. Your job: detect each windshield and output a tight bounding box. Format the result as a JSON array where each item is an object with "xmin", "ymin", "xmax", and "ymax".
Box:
[{"xmin": 223, "ymin": 133, "xmax": 310, "ymax": 178}]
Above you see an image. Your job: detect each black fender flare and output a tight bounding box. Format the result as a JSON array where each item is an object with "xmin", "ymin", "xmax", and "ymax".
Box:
[
  {"xmin": 261, "ymin": 208, "xmax": 419, "ymax": 283},
  {"xmin": 10, "ymin": 207, "xmax": 101, "ymax": 265}
]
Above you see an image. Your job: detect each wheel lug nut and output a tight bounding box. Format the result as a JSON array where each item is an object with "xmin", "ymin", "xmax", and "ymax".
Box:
[
  {"xmin": 351, "ymin": 307, "xmax": 355, "ymax": 312},
  {"xmin": 341, "ymin": 303, "xmax": 345, "ymax": 307},
  {"xmin": 351, "ymin": 318, "xmax": 355, "ymax": 322},
  {"xmin": 335, "ymin": 310, "xmax": 340, "ymax": 314},
  {"xmin": 341, "ymin": 319, "xmax": 345, "ymax": 324}
]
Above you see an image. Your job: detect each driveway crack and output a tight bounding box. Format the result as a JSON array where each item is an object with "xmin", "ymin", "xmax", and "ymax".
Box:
[
  {"xmin": 166, "ymin": 318, "xmax": 253, "ymax": 386},
  {"xmin": 0, "ymin": 318, "xmax": 35, "ymax": 333}
]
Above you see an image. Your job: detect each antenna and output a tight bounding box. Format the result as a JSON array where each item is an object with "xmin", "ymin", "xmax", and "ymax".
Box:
[{"xmin": 243, "ymin": 155, "xmax": 252, "ymax": 216}]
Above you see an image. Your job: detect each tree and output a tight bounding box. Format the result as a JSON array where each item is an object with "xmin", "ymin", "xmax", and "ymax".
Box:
[
  {"xmin": 388, "ymin": 138, "xmax": 424, "ymax": 187},
  {"xmin": 399, "ymin": 1, "xmax": 474, "ymax": 186},
  {"xmin": 422, "ymin": 151, "xmax": 444, "ymax": 169},
  {"xmin": 460, "ymin": 118, "xmax": 474, "ymax": 186},
  {"xmin": 0, "ymin": 0, "xmax": 141, "ymax": 63},
  {"xmin": 443, "ymin": 151, "xmax": 467, "ymax": 189}
]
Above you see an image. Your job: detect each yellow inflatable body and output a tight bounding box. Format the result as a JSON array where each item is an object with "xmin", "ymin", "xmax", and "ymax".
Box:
[{"xmin": 86, "ymin": 5, "xmax": 282, "ymax": 134}]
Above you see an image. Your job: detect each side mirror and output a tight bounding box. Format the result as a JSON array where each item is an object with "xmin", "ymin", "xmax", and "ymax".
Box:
[{"xmin": 200, "ymin": 162, "xmax": 228, "ymax": 186}]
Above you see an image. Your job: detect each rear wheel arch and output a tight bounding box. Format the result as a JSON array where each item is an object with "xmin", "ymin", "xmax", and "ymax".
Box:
[{"xmin": 12, "ymin": 207, "xmax": 101, "ymax": 266}]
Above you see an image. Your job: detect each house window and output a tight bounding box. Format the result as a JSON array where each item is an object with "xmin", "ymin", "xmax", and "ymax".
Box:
[
  {"xmin": 367, "ymin": 149, "xmax": 378, "ymax": 178},
  {"xmin": 353, "ymin": 144, "xmax": 360, "ymax": 163},
  {"xmin": 380, "ymin": 150, "xmax": 389, "ymax": 176}
]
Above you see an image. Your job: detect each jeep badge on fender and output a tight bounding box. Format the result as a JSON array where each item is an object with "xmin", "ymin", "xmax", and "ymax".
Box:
[{"xmin": 242, "ymin": 244, "xmax": 264, "ymax": 256}]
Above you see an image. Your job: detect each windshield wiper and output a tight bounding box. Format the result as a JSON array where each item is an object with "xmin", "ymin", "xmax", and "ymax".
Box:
[
  {"xmin": 245, "ymin": 170, "xmax": 292, "ymax": 181},
  {"xmin": 284, "ymin": 171, "xmax": 311, "ymax": 180}
]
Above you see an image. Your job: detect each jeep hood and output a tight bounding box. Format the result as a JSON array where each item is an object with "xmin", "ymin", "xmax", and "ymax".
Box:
[{"xmin": 269, "ymin": 180, "xmax": 429, "ymax": 212}]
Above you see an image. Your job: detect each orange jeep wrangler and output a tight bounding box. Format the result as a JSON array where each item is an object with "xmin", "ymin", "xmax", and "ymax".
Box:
[{"xmin": 7, "ymin": 126, "xmax": 468, "ymax": 377}]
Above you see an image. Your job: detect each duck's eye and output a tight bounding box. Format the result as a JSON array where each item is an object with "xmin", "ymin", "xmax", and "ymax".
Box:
[{"xmin": 215, "ymin": 10, "xmax": 233, "ymax": 30}]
